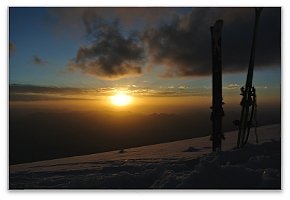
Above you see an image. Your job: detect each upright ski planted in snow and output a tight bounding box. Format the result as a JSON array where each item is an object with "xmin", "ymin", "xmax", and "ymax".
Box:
[
  {"xmin": 236, "ymin": 8, "xmax": 263, "ymax": 148},
  {"xmin": 210, "ymin": 19, "xmax": 224, "ymax": 152}
]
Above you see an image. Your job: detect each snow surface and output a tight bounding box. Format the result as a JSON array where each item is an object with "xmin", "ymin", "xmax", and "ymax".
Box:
[{"xmin": 9, "ymin": 124, "xmax": 281, "ymax": 189}]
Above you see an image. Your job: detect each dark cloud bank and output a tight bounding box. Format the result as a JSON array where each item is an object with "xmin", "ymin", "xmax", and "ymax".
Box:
[{"xmin": 67, "ymin": 7, "xmax": 280, "ymax": 79}]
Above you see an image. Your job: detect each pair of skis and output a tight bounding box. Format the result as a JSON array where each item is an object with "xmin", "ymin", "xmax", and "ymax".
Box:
[{"xmin": 210, "ymin": 8, "xmax": 263, "ymax": 151}]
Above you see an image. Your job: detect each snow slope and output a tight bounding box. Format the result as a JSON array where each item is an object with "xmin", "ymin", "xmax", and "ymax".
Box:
[{"xmin": 9, "ymin": 124, "xmax": 281, "ymax": 189}]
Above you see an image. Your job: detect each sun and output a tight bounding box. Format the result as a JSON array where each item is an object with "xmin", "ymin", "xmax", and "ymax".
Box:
[{"xmin": 110, "ymin": 92, "xmax": 132, "ymax": 106}]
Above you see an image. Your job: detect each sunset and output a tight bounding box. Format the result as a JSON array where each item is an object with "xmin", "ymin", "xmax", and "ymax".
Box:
[
  {"xmin": 110, "ymin": 91, "xmax": 133, "ymax": 106},
  {"xmin": 8, "ymin": 7, "xmax": 281, "ymax": 189}
]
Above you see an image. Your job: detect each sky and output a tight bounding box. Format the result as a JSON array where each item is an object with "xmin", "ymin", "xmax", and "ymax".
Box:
[{"xmin": 9, "ymin": 7, "xmax": 281, "ymax": 113}]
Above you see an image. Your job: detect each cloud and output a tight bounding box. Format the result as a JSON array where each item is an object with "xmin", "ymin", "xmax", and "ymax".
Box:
[
  {"xmin": 33, "ymin": 55, "xmax": 47, "ymax": 65},
  {"xmin": 9, "ymin": 84, "xmax": 210, "ymax": 101},
  {"xmin": 224, "ymin": 83, "xmax": 241, "ymax": 89},
  {"xmin": 68, "ymin": 12, "xmax": 145, "ymax": 79},
  {"xmin": 142, "ymin": 7, "xmax": 281, "ymax": 77},
  {"xmin": 9, "ymin": 84, "xmax": 114, "ymax": 101},
  {"xmin": 99, "ymin": 8, "xmax": 176, "ymax": 27},
  {"xmin": 10, "ymin": 84, "xmax": 82, "ymax": 94},
  {"xmin": 49, "ymin": 8, "xmax": 280, "ymax": 79},
  {"xmin": 48, "ymin": 7, "xmax": 176, "ymax": 35}
]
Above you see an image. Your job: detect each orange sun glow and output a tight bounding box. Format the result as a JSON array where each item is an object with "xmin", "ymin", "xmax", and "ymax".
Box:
[{"xmin": 110, "ymin": 92, "xmax": 132, "ymax": 106}]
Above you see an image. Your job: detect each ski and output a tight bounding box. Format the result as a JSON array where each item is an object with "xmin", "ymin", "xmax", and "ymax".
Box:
[
  {"xmin": 236, "ymin": 8, "xmax": 263, "ymax": 148},
  {"xmin": 210, "ymin": 19, "xmax": 224, "ymax": 152}
]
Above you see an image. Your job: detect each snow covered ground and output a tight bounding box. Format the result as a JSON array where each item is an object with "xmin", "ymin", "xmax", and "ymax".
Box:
[{"xmin": 9, "ymin": 124, "xmax": 281, "ymax": 189}]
